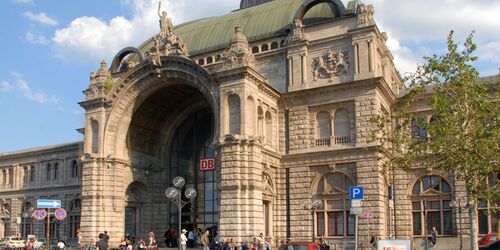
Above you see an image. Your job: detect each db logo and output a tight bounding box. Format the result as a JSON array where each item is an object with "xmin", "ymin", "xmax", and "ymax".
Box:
[{"xmin": 200, "ymin": 158, "xmax": 215, "ymax": 171}]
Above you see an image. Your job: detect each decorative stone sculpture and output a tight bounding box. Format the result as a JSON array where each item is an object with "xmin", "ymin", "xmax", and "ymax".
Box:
[
  {"xmin": 288, "ymin": 18, "xmax": 304, "ymax": 41},
  {"xmin": 312, "ymin": 49, "xmax": 350, "ymax": 81},
  {"xmin": 158, "ymin": 1, "xmax": 174, "ymax": 38},
  {"xmin": 357, "ymin": 3, "xmax": 375, "ymax": 26},
  {"xmin": 147, "ymin": 35, "xmax": 162, "ymax": 77},
  {"xmin": 85, "ymin": 60, "xmax": 111, "ymax": 99},
  {"xmin": 154, "ymin": 1, "xmax": 189, "ymax": 58},
  {"xmin": 221, "ymin": 25, "xmax": 255, "ymax": 69}
]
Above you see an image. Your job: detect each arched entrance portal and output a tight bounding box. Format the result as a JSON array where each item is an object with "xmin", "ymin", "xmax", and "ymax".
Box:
[{"xmin": 123, "ymin": 82, "xmax": 218, "ymax": 240}]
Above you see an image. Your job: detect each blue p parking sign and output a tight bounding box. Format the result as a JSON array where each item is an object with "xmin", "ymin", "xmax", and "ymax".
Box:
[{"xmin": 349, "ymin": 186, "xmax": 364, "ymax": 200}]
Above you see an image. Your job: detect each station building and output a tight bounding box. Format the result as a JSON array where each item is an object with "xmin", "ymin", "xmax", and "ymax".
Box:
[{"xmin": 0, "ymin": 0, "xmax": 498, "ymax": 249}]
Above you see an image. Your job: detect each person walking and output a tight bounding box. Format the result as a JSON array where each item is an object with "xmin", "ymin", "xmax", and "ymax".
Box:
[
  {"xmin": 84, "ymin": 239, "xmax": 97, "ymax": 250},
  {"xmin": 188, "ymin": 229, "xmax": 195, "ymax": 248},
  {"xmin": 96, "ymin": 233, "xmax": 109, "ymax": 250},
  {"xmin": 181, "ymin": 229, "xmax": 188, "ymax": 250},
  {"xmin": 148, "ymin": 231, "xmax": 156, "ymax": 248},
  {"xmin": 369, "ymin": 232, "xmax": 376, "ymax": 250},
  {"xmin": 201, "ymin": 228, "xmax": 210, "ymax": 250}
]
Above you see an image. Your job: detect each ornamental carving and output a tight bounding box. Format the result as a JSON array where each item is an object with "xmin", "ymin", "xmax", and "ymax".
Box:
[
  {"xmin": 84, "ymin": 60, "xmax": 111, "ymax": 99},
  {"xmin": 357, "ymin": 3, "xmax": 375, "ymax": 26},
  {"xmin": 288, "ymin": 18, "xmax": 304, "ymax": 42},
  {"xmin": 221, "ymin": 25, "xmax": 255, "ymax": 70},
  {"xmin": 312, "ymin": 49, "xmax": 351, "ymax": 81}
]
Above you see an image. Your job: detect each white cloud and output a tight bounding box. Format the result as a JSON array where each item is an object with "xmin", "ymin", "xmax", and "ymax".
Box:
[
  {"xmin": 13, "ymin": 0, "xmax": 34, "ymax": 5},
  {"xmin": 0, "ymin": 81, "xmax": 13, "ymax": 92},
  {"xmin": 23, "ymin": 12, "xmax": 58, "ymax": 26},
  {"xmin": 371, "ymin": 0, "xmax": 500, "ymax": 75},
  {"xmin": 25, "ymin": 31, "xmax": 49, "ymax": 45},
  {"xmin": 51, "ymin": 0, "xmax": 238, "ymax": 63},
  {"xmin": 9, "ymin": 71, "xmax": 61, "ymax": 104}
]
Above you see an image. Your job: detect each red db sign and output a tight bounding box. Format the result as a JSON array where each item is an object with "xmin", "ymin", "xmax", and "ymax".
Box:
[{"xmin": 200, "ymin": 158, "xmax": 215, "ymax": 171}]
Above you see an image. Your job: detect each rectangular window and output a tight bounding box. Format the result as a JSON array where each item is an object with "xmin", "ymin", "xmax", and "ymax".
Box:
[
  {"xmin": 8, "ymin": 169, "xmax": 13, "ymax": 188},
  {"xmin": 327, "ymin": 211, "xmax": 344, "ymax": 236},
  {"xmin": 317, "ymin": 212, "xmax": 325, "ymax": 236},
  {"xmin": 413, "ymin": 212, "xmax": 422, "ymax": 235},
  {"xmin": 443, "ymin": 211, "xmax": 453, "ymax": 235},
  {"xmin": 23, "ymin": 167, "xmax": 28, "ymax": 184},
  {"xmin": 54, "ymin": 164, "xmax": 58, "ymax": 180},
  {"xmin": 478, "ymin": 210, "xmax": 489, "ymax": 234},
  {"xmin": 426, "ymin": 211, "xmax": 441, "ymax": 235},
  {"xmin": 29, "ymin": 166, "xmax": 35, "ymax": 183},
  {"xmin": 492, "ymin": 212, "xmax": 498, "ymax": 234}
]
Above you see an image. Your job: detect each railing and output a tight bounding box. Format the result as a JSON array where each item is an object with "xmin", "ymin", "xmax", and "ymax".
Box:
[{"xmin": 315, "ymin": 136, "xmax": 353, "ymax": 147}]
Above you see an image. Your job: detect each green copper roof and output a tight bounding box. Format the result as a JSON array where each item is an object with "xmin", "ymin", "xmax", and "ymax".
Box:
[{"xmin": 137, "ymin": 0, "xmax": 347, "ymax": 56}]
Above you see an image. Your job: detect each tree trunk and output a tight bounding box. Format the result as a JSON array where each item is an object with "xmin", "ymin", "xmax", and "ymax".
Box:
[{"xmin": 466, "ymin": 190, "xmax": 479, "ymax": 250}]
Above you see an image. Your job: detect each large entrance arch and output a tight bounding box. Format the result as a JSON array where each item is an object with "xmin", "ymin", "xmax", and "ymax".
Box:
[{"xmin": 79, "ymin": 56, "xmax": 220, "ymax": 246}]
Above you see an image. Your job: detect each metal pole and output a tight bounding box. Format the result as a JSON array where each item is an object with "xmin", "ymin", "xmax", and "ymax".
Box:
[
  {"xmin": 423, "ymin": 201, "xmax": 428, "ymax": 250},
  {"xmin": 46, "ymin": 209, "xmax": 50, "ymax": 249},
  {"xmin": 312, "ymin": 209, "xmax": 315, "ymax": 242},
  {"xmin": 458, "ymin": 203, "xmax": 463, "ymax": 250},
  {"xmin": 178, "ymin": 194, "xmax": 182, "ymax": 250},
  {"xmin": 354, "ymin": 214, "xmax": 358, "ymax": 250}
]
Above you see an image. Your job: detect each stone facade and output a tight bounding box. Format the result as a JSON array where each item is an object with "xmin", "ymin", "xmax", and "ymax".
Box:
[{"xmin": 0, "ymin": 1, "xmax": 497, "ymax": 250}]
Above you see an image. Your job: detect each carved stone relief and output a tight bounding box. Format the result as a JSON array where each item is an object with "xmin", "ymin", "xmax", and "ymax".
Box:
[
  {"xmin": 221, "ymin": 25, "xmax": 255, "ymax": 70},
  {"xmin": 311, "ymin": 49, "xmax": 351, "ymax": 81}
]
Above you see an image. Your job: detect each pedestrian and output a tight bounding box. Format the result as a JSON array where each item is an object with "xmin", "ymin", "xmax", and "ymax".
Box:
[
  {"xmin": 181, "ymin": 229, "xmax": 188, "ymax": 250},
  {"xmin": 257, "ymin": 233, "xmax": 264, "ymax": 250},
  {"xmin": 229, "ymin": 239, "xmax": 236, "ymax": 250},
  {"xmin": 77, "ymin": 229, "xmax": 82, "ymax": 247},
  {"xmin": 369, "ymin": 232, "xmax": 376, "ymax": 250},
  {"xmin": 195, "ymin": 228, "xmax": 202, "ymax": 247},
  {"xmin": 319, "ymin": 234, "xmax": 329, "ymax": 250},
  {"xmin": 56, "ymin": 240, "xmax": 65, "ymax": 250},
  {"xmin": 96, "ymin": 233, "xmax": 109, "ymax": 250},
  {"xmin": 201, "ymin": 228, "xmax": 210, "ymax": 250},
  {"xmin": 136, "ymin": 239, "xmax": 147, "ymax": 249},
  {"xmin": 430, "ymin": 226, "xmax": 438, "ymax": 246},
  {"xmin": 164, "ymin": 229, "xmax": 170, "ymax": 247},
  {"xmin": 188, "ymin": 229, "xmax": 195, "ymax": 247},
  {"xmin": 104, "ymin": 230, "xmax": 110, "ymax": 242},
  {"xmin": 125, "ymin": 238, "xmax": 133, "ymax": 250},
  {"xmin": 148, "ymin": 231, "xmax": 156, "ymax": 247},
  {"xmin": 85, "ymin": 239, "xmax": 97, "ymax": 250}
]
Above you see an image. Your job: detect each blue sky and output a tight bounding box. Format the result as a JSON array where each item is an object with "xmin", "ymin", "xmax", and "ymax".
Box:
[{"xmin": 0, "ymin": 0, "xmax": 499, "ymax": 152}]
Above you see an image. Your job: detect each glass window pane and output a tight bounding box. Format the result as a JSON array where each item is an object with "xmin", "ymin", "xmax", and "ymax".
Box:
[
  {"xmin": 492, "ymin": 212, "xmax": 499, "ymax": 235},
  {"xmin": 347, "ymin": 213, "xmax": 355, "ymax": 236},
  {"xmin": 205, "ymin": 182, "xmax": 214, "ymax": 200},
  {"xmin": 441, "ymin": 181, "xmax": 451, "ymax": 193},
  {"xmin": 427, "ymin": 211, "xmax": 441, "ymax": 235},
  {"xmin": 443, "ymin": 211, "xmax": 453, "ymax": 235},
  {"xmin": 317, "ymin": 179, "xmax": 325, "ymax": 193},
  {"xmin": 413, "ymin": 212, "xmax": 422, "ymax": 235},
  {"xmin": 443, "ymin": 200, "xmax": 451, "ymax": 209},
  {"xmin": 478, "ymin": 210, "xmax": 489, "ymax": 234},
  {"xmin": 412, "ymin": 201, "xmax": 421, "ymax": 210},
  {"xmin": 412, "ymin": 181, "xmax": 421, "ymax": 194},
  {"xmin": 326, "ymin": 200, "xmax": 343, "ymax": 210},
  {"xmin": 336, "ymin": 212, "xmax": 344, "ymax": 235},
  {"xmin": 430, "ymin": 201, "xmax": 441, "ymax": 209},
  {"xmin": 317, "ymin": 212, "xmax": 325, "ymax": 236},
  {"xmin": 478, "ymin": 200, "xmax": 488, "ymax": 208}
]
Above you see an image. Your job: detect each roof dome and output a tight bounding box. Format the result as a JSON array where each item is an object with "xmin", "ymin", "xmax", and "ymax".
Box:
[
  {"xmin": 132, "ymin": 0, "xmax": 350, "ymax": 59},
  {"xmin": 240, "ymin": 0, "xmax": 274, "ymax": 9}
]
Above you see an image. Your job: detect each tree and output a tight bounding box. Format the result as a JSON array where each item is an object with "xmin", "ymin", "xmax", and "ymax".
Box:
[{"xmin": 410, "ymin": 31, "xmax": 500, "ymax": 250}]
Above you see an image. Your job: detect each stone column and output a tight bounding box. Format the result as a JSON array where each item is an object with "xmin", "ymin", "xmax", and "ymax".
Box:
[{"xmin": 218, "ymin": 139, "xmax": 265, "ymax": 244}]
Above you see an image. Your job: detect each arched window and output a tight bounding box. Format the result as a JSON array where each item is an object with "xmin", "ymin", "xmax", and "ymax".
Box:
[
  {"xmin": 258, "ymin": 106, "xmax": 264, "ymax": 137},
  {"xmin": 69, "ymin": 199, "xmax": 82, "ymax": 239},
  {"xmin": 270, "ymin": 42, "xmax": 278, "ymax": 50},
  {"xmin": 252, "ymin": 46, "xmax": 260, "ymax": 54},
  {"xmin": 247, "ymin": 97, "xmax": 256, "ymax": 135},
  {"xmin": 228, "ymin": 94, "xmax": 241, "ymax": 134},
  {"xmin": 198, "ymin": 58, "xmax": 205, "ymax": 65},
  {"xmin": 91, "ymin": 120, "xmax": 99, "ymax": 154},
  {"xmin": 265, "ymin": 111, "xmax": 273, "ymax": 146},
  {"xmin": 334, "ymin": 109, "xmax": 351, "ymax": 144},
  {"xmin": 315, "ymin": 172, "xmax": 356, "ymax": 237},
  {"xmin": 206, "ymin": 56, "xmax": 213, "ymax": 64},
  {"xmin": 411, "ymin": 175, "xmax": 453, "ymax": 236},
  {"xmin": 46, "ymin": 164, "xmax": 52, "ymax": 181},
  {"xmin": 316, "ymin": 111, "xmax": 331, "ymax": 146},
  {"xmin": 261, "ymin": 44, "xmax": 269, "ymax": 52}
]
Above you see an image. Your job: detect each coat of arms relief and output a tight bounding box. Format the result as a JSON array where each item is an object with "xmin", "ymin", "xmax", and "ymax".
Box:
[{"xmin": 311, "ymin": 49, "xmax": 351, "ymax": 82}]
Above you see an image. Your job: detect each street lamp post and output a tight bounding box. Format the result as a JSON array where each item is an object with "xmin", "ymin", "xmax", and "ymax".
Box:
[
  {"xmin": 165, "ymin": 176, "xmax": 197, "ymax": 250},
  {"xmin": 304, "ymin": 194, "xmax": 322, "ymax": 242},
  {"xmin": 450, "ymin": 196, "xmax": 465, "ymax": 250}
]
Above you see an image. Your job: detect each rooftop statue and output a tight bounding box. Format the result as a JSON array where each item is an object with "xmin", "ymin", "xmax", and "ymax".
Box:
[{"xmin": 158, "ymin": 1, "xmax": 174, "ymax": 38}]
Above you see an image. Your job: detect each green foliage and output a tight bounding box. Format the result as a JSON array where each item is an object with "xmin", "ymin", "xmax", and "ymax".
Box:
[
  {"xmin": 411, "ymin": 31, "xmax": 500, "ymax": 202},
  {"xmin": 104, "ymin": 76, "xmax": 114, "ymax": 93}
]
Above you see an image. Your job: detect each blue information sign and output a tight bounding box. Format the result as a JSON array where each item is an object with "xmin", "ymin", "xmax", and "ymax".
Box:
[
  {"xmin": 349, "ymin": 186, "xmax": 364, "ymax": 200},
  {"xmin": 37, "ymin": 199, "xmax": 61, "ymax": 209}
]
